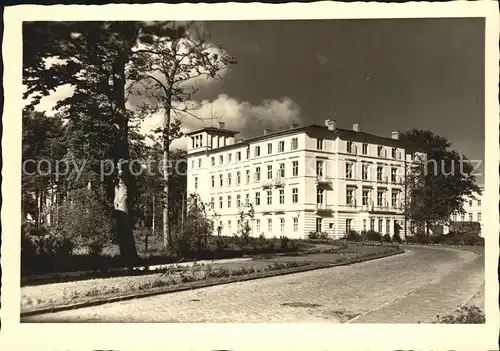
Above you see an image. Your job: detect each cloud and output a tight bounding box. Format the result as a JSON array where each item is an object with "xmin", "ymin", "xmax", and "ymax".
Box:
[{"xmin": 139, "ymin": 93, "xmax": 302, "ymax": 150}]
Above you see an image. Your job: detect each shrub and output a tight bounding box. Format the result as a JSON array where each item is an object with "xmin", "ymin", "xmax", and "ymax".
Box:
[
  {"xmin": 308, "ymin": 231, "xmax": 319, "ymax": 239},
  {"xmin": 56, "ymin": 188, "xmax": 114, "ymax": 255},
  {"xmin": 382, "ymin": 234, "xmax": 392, "ymax": 243},
  {"xmin": 414, "ymin": 232, "xmax": 429, "ymax": 244},
  {"xmin": 435, "ymin": 305, "xmax": 485, "ymax": 324},
  {"xmin": 364, "ymin": 230, "xmax": 382, "ymax": 242},
  {"xmin": 430, "ymin": 235, "xmax": 444, "ymax": 244},
  {"xmin": 280, "ymin": 236, "xmax": 290, "ymax": 250},
  {"xmin": 345, "ymin": 230, "xmax": 362, "ymax": 241}
]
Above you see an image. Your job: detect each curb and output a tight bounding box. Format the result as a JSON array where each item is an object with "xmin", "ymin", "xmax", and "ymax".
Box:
[{"xmin": 21, "ymin": 248, "xmax": 404, "ymax": 318}]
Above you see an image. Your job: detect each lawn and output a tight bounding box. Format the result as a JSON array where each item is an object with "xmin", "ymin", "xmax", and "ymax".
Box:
[{"xmin": 21, "ymin": 242, "xmax": 402, "ymax": 314}]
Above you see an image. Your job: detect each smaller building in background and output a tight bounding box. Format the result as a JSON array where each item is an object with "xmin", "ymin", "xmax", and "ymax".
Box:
[{"xmin": 449, "ymin": 186, "xmax": 484, "ymax": 236}]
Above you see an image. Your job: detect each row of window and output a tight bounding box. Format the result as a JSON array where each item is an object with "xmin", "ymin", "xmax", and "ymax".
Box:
[
  {"xmin": 210, "ymin": 188, "xmax": 300, "ymax": 209},
  {"xmin": 318, "ymin": 188, "xmax": 402, "ymax": 208},
  {"xmin": 467, "ymin": 199, "xmax": 482, "ymax": 207},
  {"xmin": 192, "ymin": 138, "xmax": 403, "ymax": 169},
  {"xmin": 453, "ymin": 212, "xmax": 482, "ymax": 222},
  {"xmin": 218, "ymin": 217, "xmax": 299, "ymax": 234},
  {"xmin": 316, "ymin": 217, "xmax": 398, "ymax": 234}
]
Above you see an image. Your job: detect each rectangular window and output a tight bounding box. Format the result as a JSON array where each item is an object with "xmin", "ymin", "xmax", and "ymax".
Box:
[
  {"xmin": 254, "ymin": 167, "xmax": 261, "ymax": 181},
  {"xmin": 292, "ymin": 188, "xmax": 298, "ymax": 203},
  {"xmin": 346, "ymin": 188, "xmax": 354, "ymax": 206},
  {"xmin": 478, "ymin": 212, "xmax": 482, "ymax": 221},
  {"xmin": 246, "ymin": 147, "xmax": 250, "ymax": 159},
  {"xmin": 370, "ymin": 218, "xmax": 375, "ymax": 231},
  {"xmin": 236, "ymin": 194, "xmax": 241, "ymax": 207},
  {"xmin": 245, "ymin": 193, "xmax": 250, "ymax": 206},
  {"xmin": 469, "ymin": 213, "xmax": 473, "ymax": 221},
  {"xmin": 363, "ymin": 219, "xmax": 367, "ymax": 232},
  {"xmin": 211, "ymin": 157, "xmax": 215, "ymax": 166},
  {"xmin": 362, "ymin": 190, "xmax": 369, "ymax": 206},
  {"xmin": 478, "ymin": 200, "xmax": 481, "ymax": 206},
  {"xmin": 378, "ymin": 218, "xmax": 383, "ymax": 233},
  {"xmin": 255, "ymin": 192, "xmax": 261, "ymax": 206},
  {"xmin": 255, "ymin": 146, "xmax": 261, "ymax": 157},
  {"xmin": 316, "ymin": 160, "xmax": 324, "ymax": 176},
  {"xmin": 236, "ymin": 152, "xmax": 241, "ymax": 161},
  {"xmin": 391, "ymin": 192, "xmax": 398, "ymax": 208},
  {"xmin": 316, "ymin": 189, "xmax": 324, "ymax": 204},
  {"xmin": 191, "ymin": 160, "xmax": 195, "ymax": 169},
  {"xmin": 346, "ymin": 219, "xmax": 352, "ymax": 233},
  {"xmin": 219, "ymin": 174, "xmax": 223, "ymax": 187},
  {"xmin": 210, "ymin": 197, "xmax": 214, "ymax": 209},
  {"xmin": 377, "ymin": 166, "xmax": 383, "ymax": 182},
  {"xmin": 198, "ymin": 159, "xmax": 202, "ymax": 167},
  {"xmin": 228, "ymin": 153, "xmax": 232, "ymax": 163},
  {"xmin": 246, "ymin": 169, "xmax": 250, "ymax": 184},
  {"xmin": 362, "ymin": 164, "xmax": 368, "ymax": 180},
  {"xmin": 256, "ymin": 219, "xmax": 261, "ymax": 232},
  {"xmin": 345, "ymin": 162, "xmax": 353, "ymax": 179},
  {"xmin": 291, "ymin": 138, "xmax": 298, "ymax": 150},
  {"xmin": 211, "ymin": 175, "xmax": 215, "ymax": 188},
  {"xmin": 219, "ymin": 196, "xmax": 223, "ymax": 209},
  {"xmin": 377, "ymin": 146, "xmax": 384, "ymax": 157},
  {"xmin": 316, "ymin": 138, "xmax": 324, "ymax": 150},
  {"xmin": 267, "ymin": 165, "xmax": 273, "ymax": 179},
  {"xmin": 391, "ymin": 148, "xmax": 397, "ymax": 159},
  {"xmin": 227, "ymin": 195, "xmax": 232, "ymax": 208},
  {"xmin": 227, "ymin": 173, "xmax": 232, "ymax": 186},
  {"xmin": 292, "ymin": 161, "xmax": 299, "ymax": 176},
  {"xmin": 316, "ymin": 218, "xmax": 322, "ymax": 232},
  {"xmin": 279, "ymin": 163, "xmax": 285, "ymax": 177},
  {"xmin": 377, "ymin": 190, "xmax": 384, "ymax": 207},
  {"xmin": 236, "ymin": 171, "xmax": 241, "ymax": 185},
  {"xmin": 279, "ymin": 189, "xmax": 285, "ymax": 204},
  {"xmin": 293, "ymin": 217, "xmax": 299, "ymax": 232},
  {"xmin": 267, "ymin": 218, "xmax": 272, "ymax": 232},
  {"xmin": 391, "ymin": 168, "xmax": 397, "ymax": 182},
  {"xmin": 280, "ymin": 218, "xmax": 285, "ymax": 232},
  {"xmin": 362, "ymin": 143, "xmax": 368, "ymax": 155},
  {"xmin": 461, "ymin": 214, "xmax": 465, "ymax": 221},
  {"xmin": 227, "ymin": 220, "xmax": 232, "ymax": 234},
  {"xmin": 386, "ymin": 220, "xmax": 390, "ymax": 234},
  {"xmin": 267, "ymin": 190, "xmax": 272, "ymax": 205},
  {"xmin": 267, "ymin": 143, "xmax": 272, "ymax": 154},
  {"xmin": 194, "ymin": 177, "xmax": 198, "ymax": 190},
  {"xmin": 347, "ymin": 141, "xmax": 353, "ymax": 153},
  {"xmin": 278, "ymin": 141, "xmax": 285, "ymax": 152},
  {"xmin": 219, "ymin": 155, "xmax": 223, "ymax": 164}
]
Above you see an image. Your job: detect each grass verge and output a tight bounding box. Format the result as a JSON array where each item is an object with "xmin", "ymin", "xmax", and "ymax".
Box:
[{"xmin": 21, "ymin": 243, "xmax": 402, "ymax": 317}]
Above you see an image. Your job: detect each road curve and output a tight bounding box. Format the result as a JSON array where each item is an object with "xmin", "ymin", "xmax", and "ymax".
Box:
[{"xmin": 23, "ymin": 245, "xmax": 484, "ymax": 323}]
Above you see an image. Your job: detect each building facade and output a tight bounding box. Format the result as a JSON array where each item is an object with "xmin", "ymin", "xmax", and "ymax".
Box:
[
  {"xmin": 449, "ymin": 187, "xmax": 484, "ymax": 236},
  {"xmin": 186, "ymin": 119, "xmax": 425, "ymax": 239}
]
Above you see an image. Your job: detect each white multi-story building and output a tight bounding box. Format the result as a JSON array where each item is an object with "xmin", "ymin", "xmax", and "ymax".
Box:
[
  {"xmin": 186, "ymin": 119, "xmax": 425, "ymax": 239},
  {"xmin": 449, "ymin": 186, "xmax": 483, "ymax": 236}
]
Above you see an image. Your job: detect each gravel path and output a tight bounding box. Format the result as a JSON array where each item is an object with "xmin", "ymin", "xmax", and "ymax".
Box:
[{"xmin": 23, "ymin": 245, "xmax": 484, "ymax": 323}]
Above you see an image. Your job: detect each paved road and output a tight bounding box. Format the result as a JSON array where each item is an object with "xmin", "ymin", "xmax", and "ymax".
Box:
[{"xmin": 24, "ymin": 245, "xmax": 484, "ymax": 323}]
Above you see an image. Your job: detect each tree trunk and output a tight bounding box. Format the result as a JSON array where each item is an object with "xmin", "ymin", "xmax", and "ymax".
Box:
[
  {"xmin": 113, "ymin": 53, "xmax": 138, "ymax": 262},
  {"xmin": 162, "ymin": 106, "xmax": 172, "ymax": 251}
]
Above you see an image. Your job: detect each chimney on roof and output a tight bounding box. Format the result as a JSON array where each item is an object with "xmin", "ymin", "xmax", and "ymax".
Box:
[
  {"xmin": 324, "ymin": 119, "xmax": 336, "ymax": 131},
  {"xmin": 218, "ymin": 121, "xmax": 225, "ymax": 129},
  {"xmin": 264, "ymin": 128, "xmax": 272, "ymax": 135},
  {"xmin": 353, "ymin": 123, "xmax": 360, "ymax": 132},
  {"xmin": 290, "ymin": 123, "xmax": 299, "ymax": 129},
  {"xmin": 391, "ymin": 130, "xmax": 400, "ymax": 140}
]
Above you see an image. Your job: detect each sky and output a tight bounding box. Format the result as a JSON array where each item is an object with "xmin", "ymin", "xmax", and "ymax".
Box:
[{"xmin": 28, "ymin": 18, "xmax": 485, "ymax": 183}]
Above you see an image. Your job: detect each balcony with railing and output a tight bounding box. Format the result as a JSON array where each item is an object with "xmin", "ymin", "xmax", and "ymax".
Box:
[
  {"xmin": 273, "ymin": 176, "xmax": 286, "ymax": 188},
  {"xmin": 374, "ymin": 198, "xmax": 390, "ymax": 211},
  {"xmin": 316, "ymin": 203, "xmax": 334, "ymax": 213},
  {"xmin": 261, "ymin": 179, "xmax": 274, "ymax": 189},
  {"xmin": 316, "ymin": 174, "xmax": 332, "ymax": 186}
]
